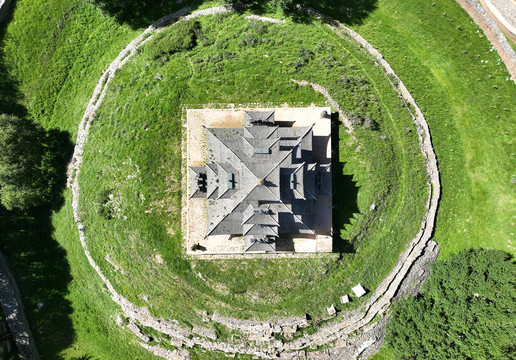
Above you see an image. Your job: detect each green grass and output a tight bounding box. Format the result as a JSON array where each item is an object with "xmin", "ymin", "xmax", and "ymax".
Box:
[
  {"xmin": 77, "ymin": 12, "xmax": 426, "ymax": 334},
  {"xmin": 0, "ymin": 0, "xmax": 189, "ymax": 358},
  {"xmin": 352, "ymin": 0, "xmax": 515, "ymax": 258},
  {"xmin": 0, "ymin": 0, "xmax": 513, "ymax": 359}
]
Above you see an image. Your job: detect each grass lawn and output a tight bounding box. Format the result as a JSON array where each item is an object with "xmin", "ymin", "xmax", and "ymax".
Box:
[
  {"xmin": 78, "ymin": 13, "xmax": 426, "ymax": 330},
  {"xmin": 0, "ymin": 0, "xmax": 513, "ymax": 358},
  {"xmin": 351, "ymin": 0, "xmax": 515, "ymax": 259}
]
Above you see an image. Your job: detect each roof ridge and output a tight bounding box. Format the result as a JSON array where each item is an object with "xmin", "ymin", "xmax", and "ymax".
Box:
[{"xmin": 262, "ymin": 124, "xmax": 314, "ymax": 180}]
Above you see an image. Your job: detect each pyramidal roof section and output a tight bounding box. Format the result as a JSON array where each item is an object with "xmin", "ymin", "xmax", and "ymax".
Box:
[
  {"xmin": 196, "ymin": 110, "xmax": 328, "ymax": 241},
  {"xmin": 244, "ymin": 110, "xmax": 275, "ymax": 123}
]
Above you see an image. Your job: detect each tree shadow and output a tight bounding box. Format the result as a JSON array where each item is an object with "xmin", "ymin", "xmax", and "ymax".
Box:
[
  {"xmin": 90, "ymin": 0, "xmax": 206, "ymax": 29},
  {"xmin": 302, "ymin": 0, "xmax": 378, "ymax": 25},
  {"xmin": 89, "ymin": 0, "xmax": 378, "ymax": 29},
  {"xmin": 0, "ymin": 4, "xmax": 76, "ymax": 359},
  {"xmin": 331, "ymin": 113, "xmax": 360, "ymax": 254},
  {"xmin": 71, "ymin": 355, "xmax": 97, "ymax": 360}
]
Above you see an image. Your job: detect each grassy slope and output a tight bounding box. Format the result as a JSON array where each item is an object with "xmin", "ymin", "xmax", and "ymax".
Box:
[
  {"xmin": 0, "ymin": 0, "xmax": 513, "ymax": 358},
  {"xmin": 77, "ymin": 13, "xmax": 426, "ymax": 329},
  {"xmin": 1, "ymin": 1, "xmax": 161, "ymax": 358},
  {"xmin": 352, "ymin": 0, "xmax": 515, "ymax": 359},
  {"xmin": 354, "ymin": 0, "xmax": 515, "ymax": 258}
]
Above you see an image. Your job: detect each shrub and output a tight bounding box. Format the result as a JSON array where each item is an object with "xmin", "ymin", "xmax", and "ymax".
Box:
[
  {"xmin": 97, "ymin": 189, "xmax": 113, "ymax": 220},
  {"xmin": 385, "ymin": 249, "xmax": 516, "ymax": 360},
  {"xmin": 238, "ymin": 32, "xmax": 261, "ymax": 47},
  {"xmin": 148, "ymin": 20, "xmax": 202, "ymax": 60}
]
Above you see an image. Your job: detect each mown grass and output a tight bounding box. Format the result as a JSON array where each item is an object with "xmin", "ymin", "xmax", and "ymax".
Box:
[
  {"xmin": 352, "ymin": 0, "xmax": 515, "ymax": 259},
  {"xmin": 77, "ymin": 12, "xmax": 427, "ymax": 339}
]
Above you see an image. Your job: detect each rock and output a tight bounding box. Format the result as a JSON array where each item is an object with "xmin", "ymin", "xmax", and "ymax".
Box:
[
  {"xmin": 192, "ymin": 326, "xmax": 217, "ymax": 340},
  {"xmin": 128, "ymin": 321, "xmax": 151, "ymax": 342},
  {"xmin": 351, "ymin": 284, "xmax": 366, "ymax": 298},
  {"xmin": 326, "ymin": 305, "xmax": 336, "ymax": 316}
]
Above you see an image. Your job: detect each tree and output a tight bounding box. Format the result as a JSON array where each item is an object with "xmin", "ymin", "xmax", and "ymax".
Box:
[
  {"xmin": 385, "ymin": 249, "xmax": 516, "ymax": 360},
  {"xmin": 0, "ymin": 114, "xmax": 45, "ymax": 210}
]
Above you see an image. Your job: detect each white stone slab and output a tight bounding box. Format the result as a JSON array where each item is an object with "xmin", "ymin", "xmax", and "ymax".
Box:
[{"xmin": 352, "ymin": 283, "xmax": 366, "ymax": 298}]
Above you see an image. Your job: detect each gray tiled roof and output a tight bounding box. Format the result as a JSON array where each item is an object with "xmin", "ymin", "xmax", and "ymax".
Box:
[{"xmin": 189, "ymin": 111, "xmax": 331, "ymax": 252}]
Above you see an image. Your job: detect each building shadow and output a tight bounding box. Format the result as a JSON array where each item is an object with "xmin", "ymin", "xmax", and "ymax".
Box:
[
  {"xmin": 0, "ymin": 4, "xmax": 76, "ymax": 359},
  {"xmin": 331, "ymin": 113, "xmax": 360, "ymax": 254}
]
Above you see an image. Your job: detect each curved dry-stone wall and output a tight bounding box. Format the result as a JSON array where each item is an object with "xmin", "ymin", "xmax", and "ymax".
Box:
[{"xmin": 67, "ymin": 6, "xmax": 441, "ymax": 360}]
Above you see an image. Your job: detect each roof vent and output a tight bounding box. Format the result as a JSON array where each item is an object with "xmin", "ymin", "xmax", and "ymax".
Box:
[
  {"xmin": 227, "ymin": 172, "xmax": 234, "ymax": 189},
  {"xmin": 290, "ymin": 173, "xmax": 296, "ymax": 190},
  {"xmin": 253, "ymin": 208, "xmax": 268, "ymax": 214},
  {"xmin": 253, "ymin": 147, "xmax": 270, "ymax": 154}
]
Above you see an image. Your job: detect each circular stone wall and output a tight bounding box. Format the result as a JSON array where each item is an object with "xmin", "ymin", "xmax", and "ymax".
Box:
[{"xmin": 68, "ymin": 6, "xmax": 438, "ymax": 359}]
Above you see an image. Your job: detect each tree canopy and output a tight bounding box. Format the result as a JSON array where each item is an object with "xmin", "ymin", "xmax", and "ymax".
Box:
[
  {"xmin": 385, "ymin": 249, "xmax": 516, "ymax": 359},
  {"xmin": 0, "ymin": 114, "xmax": 45, "ymax": 210}
]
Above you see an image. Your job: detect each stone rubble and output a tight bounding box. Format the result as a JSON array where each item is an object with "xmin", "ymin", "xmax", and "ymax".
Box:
[
  {"xmin": 192, "ymin": 326, "xmax": 218, "ymax": 340},
  {"xmin": 128, "ymin": 321, "xmax": 151, "ymax": 342},
  {"xmin": 0, "ymin": 252, "xmax": 40, "ymax": 360},
  {"xmin": 246, "ymin": 15, "xmax": 287, "ymax": 24}
]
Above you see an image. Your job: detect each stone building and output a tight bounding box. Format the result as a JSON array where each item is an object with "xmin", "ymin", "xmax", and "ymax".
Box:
[{"xmin": 189, "ymin": 111, "xmax": 332, "ymax": 253}]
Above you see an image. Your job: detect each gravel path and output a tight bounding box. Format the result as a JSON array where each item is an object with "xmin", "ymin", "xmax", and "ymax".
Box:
[
  {"xmin": 67, "ymin": 6, "xmax": 441, "ymax": 360},
  {"xmin": 483, "ymin": 0, "xmax": 516, "ymax": 38},
  {"xmin": 457, "ymin": 0, "xmax": 516, "ymax": 82}
]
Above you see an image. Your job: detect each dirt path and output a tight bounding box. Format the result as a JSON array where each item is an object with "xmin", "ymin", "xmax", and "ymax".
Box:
[
  {"xmin": 456, "ymin": 0, "xmax": 516, "ymax": 82},
  {"xmin": 67, "ymin": 7, "xmax": 441, "ymax": 360}
]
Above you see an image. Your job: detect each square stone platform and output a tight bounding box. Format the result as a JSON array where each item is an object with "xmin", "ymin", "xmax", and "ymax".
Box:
[{"xmin": 181, "ymin": 106, "xmax": 333, "ymax": 257}]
